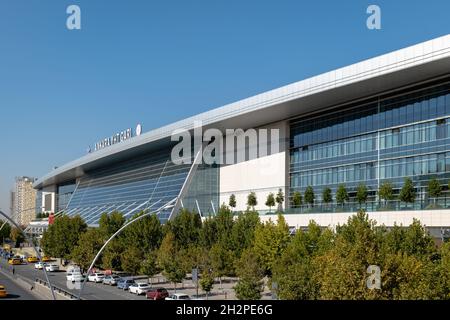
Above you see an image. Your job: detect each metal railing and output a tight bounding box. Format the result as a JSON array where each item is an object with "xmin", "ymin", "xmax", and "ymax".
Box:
[
  {"xmin": 257, "ymin": 197, "xmax": 450, "ymax": 215},
  {"xmin": 35, "ymin": 278, "xmax": 82, "ymax": 300}
]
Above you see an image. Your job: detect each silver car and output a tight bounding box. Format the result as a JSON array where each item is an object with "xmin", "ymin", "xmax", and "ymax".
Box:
[{"xmin": 103, "ymin": 275, "xmax": 121, "ymax": 286}]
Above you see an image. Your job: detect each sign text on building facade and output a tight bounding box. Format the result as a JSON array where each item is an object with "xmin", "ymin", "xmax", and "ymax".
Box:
[{"xmin": 94, "ymin": 124, "xmax": 142, "ymax": 152}]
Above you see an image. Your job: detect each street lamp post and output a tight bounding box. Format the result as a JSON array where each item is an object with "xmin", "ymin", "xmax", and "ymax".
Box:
[{"xmin": 76, "ymin": 198, "xmax": 177, "ymax": 300}]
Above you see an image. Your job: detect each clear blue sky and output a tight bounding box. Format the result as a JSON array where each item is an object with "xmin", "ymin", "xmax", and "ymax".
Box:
[{"xmin": 0, "ymin": 0, "xmax": 449, "ymax": 214}]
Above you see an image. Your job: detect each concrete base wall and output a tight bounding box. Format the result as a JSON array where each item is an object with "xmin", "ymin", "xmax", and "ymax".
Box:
[{"xmin": 261, "ymin": 210, "xmax": 450, "ymax": 229}]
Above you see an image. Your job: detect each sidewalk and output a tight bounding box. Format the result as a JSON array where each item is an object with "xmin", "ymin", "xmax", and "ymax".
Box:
[{"xmin": 0, "ymin": 261, "xmax": 43, "ymax": 300}]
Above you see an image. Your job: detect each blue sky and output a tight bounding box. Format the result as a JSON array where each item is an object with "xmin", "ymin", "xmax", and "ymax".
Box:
[{"xmin": 0, "ymin": 0, "xmax": 449, "ymax": 214}]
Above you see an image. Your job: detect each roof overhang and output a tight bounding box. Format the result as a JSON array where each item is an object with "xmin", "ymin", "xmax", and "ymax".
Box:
[{"xmin": 34, "ymin": 34, "xmax": 450, "ymax": 189}]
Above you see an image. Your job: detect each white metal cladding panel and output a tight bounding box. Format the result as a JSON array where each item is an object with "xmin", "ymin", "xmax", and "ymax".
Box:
[
  {"xmin": 261, "ymin": 210, "xmax": 450, "ymax": 228},
  {"xmin": 35, "ymin": 35, "xmax": 450, "ymax": 188}
]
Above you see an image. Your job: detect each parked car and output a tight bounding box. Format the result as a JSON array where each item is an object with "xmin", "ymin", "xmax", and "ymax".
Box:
[
  {"xmin": 8, "ymin": 258, "xmax": 22, "ymax": 265},
  {"xmin": 146, "ymin": 288, "xmax": 169, "ymax": 300},
  {"xmin": 45, "ymin": 264, "xmax": 60, "ymax": 272},
  {"xmin": 41, "ymin": 256, "xmax": 52, "ymax": 262},
  {"xmin": 117, "ymin": 279, "xmax": 136, "ymax": 290},
  {"xmin": 34, "ymin": 262, "xmax": 47, "ymax": 270},
  {"xmin": 67, "ymin": 272, "xmax": 85, "ymax": 282},
  {"xmin": 27, "ymin": 256, "xmax": 39, "ymax": 263},
  {"xmin": 0, "ymin": 285, "xmax": 6, "ymax": 298},
  {"xmin": 103, "ymin": 275, "xmax": 121, "ymax": 286},
  {"xmin": 129, "ymin": 283, "xmax": 152, "ymax": 295},
  {"xmin": 66, "ymin": 265, "xmax": 81, "ymax": 274},
  {"xmin": 88, "ymin": 273, "xmax": 105, "ymax": 283},
  {"xmin": 166, "ymin": 293, "xmax": 191, "ymax": 300}
]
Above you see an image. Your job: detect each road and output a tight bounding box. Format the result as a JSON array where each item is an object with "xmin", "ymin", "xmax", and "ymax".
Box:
[
  {"xmin": 0, "ymin": 271, "xmax": 37, "ymax": 300},
  {"xmin": 0, "ymin": 258, "xmax": 149, "ymax": 300}
]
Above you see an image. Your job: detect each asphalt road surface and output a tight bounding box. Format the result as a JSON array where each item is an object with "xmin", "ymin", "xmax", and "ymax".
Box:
[
  {"xmin": 0, "ymin": 258, "xmax": 148, "ymax": 300},
  {"xmin": 0, "ymin": 271, "xmax": 37, "ymax": 300}
]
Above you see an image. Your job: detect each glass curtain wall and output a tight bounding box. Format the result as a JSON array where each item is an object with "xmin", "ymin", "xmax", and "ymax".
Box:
[
  {"xmin": 290, "ymin": 80, "xmax": 450, "ymax": 205},
  {"xmin": 64, "ymin": 145, "xmax": 219, "ymax": 225}
]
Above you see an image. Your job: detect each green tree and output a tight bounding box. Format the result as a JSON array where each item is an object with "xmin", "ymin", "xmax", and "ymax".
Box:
[
  {"xmin": 265, "ymin": 193, "xmax": 275, "ymax": 212},
  {"xmin": 322, "ymin": 188, "xmax": 332, "ymax": 205},
  {"xmin": 98, "ymin": 211, "xmax": 125, "ymax": 238},
  {"xmin": 179, "ymin": 245, "xmax": 210, "ymax": 275},
  {"xmin": 399, "ymin": 178, "xmax": 416, "ymax": 204},
  {"xmin": 40, "ymin": 215, "xmax": 87, "ymax": 259},
  {"xmin": 247, "ymin": 192, "xmax": 258, "ymax": 210},
  {"xmin": 121, "ymin": 212, "xmax": 163, "ymax": 253},
  {"xmin": 292, "ymin": 191, "xmax": 302, "ymax": 207},
  {"xmin": 70, "ymin": 228, "xmax": 104, "ymax": 272},
  {"xmin": 231, "ymin": 210, "xmax": 260, "ymax": 257},
  {"xmin": 166, "ymin": 209, "xmax": 202, "ymax": 248},
  {"xmin": 336, "ymin": 184, "xmax": 349, "ymax": 207},
  {"xmin": 401, "ymin": 219, "xmax": 436, "ymax": 258},
  {"xmin": 304, "ymin": 186, "xmax": 315, "ymax": 207},
  {"xmin": 102, "ymin": 239, "xmax": 125, "ymax": 271},
  {"xmin": 275, "ymin": 189, "xmax": 285, "ymax": 212},
  {"xmin": 273, "ymin": 258, "xmax": 317, "ymax": 300},
  {"xmin": 215, "ymin": 204, "xmax": 234, "ymax": 248},
  {"xmin": 199, "ymin": 217, "xmax": 218, "ymax": 249},
  {"xmin": 10, "ymin": 227, "xmax": 25, "ymax": 248},
  {"xmin": 0, "ymin": 222, "xmax": 11, "ymax": 243},
  {"xmin": 316, "ymin": 211, "xmax": 382, "ymax": 300},
  {"xmin": 229, "ymin": 194, "xmax": 237, "ymax": 209},
  {"xmin": 210, "ymin": 243, "xmax": 235, "ymax": 287},
  {"xmin": 428, "ymin": 177, "xmax": 442, "ymax": 204},
  {"xmin": 234, "ymin": 248, "xmax": 264, "ymax": 300},
  {"xmin": 272, "ymin": 221, "xmax": 331, "ymax": 300},
  {"xmin": 157, "ymin": 232, "xmax": 186, "ymax": 291},
  {"xmin": 379, "ymin": 181, "xmax": 394, "ymax": 204},
  {"xmin": 200, "ymin": 271, "xmax": 215, "ymax": 300},
  {"xmin": 356, "ymin": 183, "xmax": 368, "ymax": 205},
  {"xmin": 140, "ymin": 251, "xmax": 160, "ymax": 285},
  {"xmin": 253, "ymin": 214, "xmax": 290, "ymax": 276},
  {"xmin": 121, "ymin": 246, "xmax": 144, "ymax": 275}
]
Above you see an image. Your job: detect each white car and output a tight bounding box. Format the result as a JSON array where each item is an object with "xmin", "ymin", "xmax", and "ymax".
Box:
[
  {"xmin": 34, "ymin": 262, "xmax": 47, "ymax": 270},
  {"xmin": 45, "ymin": 264, "xmax": 59, "ymax": 272},
  {"xmin": 166, "ymin": 293, "xmax": 191, "ymax": 300},
  {"xmin": 88, "ymin": 273, "xmax": 105, "ymax": 283},
  {"xmin": 129, "ymin": 283, "xmax": 152, "ymax": 295},
  {"xmin": 66, "ymin": 265, "xmax": 81, "ymax": 274},
  {"xmin": 66, "ymin": 272, "xmax": 85, "ymax": 282}
]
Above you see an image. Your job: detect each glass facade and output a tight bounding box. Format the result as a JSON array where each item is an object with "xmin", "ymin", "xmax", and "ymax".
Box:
[
  {"xmin": 57, "ymin": 181, "xmax": 77, "ymax": 212},
  {"xmin": 64, "ymin": 146, "xmax": 219, "ymax": 225},
  {"xmin": 290, "ymin": 80, "xmax": 450, "ymax": 203}
]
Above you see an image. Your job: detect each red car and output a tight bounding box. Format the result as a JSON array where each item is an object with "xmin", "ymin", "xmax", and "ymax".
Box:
[{"xmin": 146, "ymin": 288, "xmax": 169, "ymax": 300}]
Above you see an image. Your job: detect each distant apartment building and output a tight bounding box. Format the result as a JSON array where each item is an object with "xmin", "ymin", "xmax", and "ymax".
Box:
[
  {"xmin": 11, "ymin": 176, "xmax": 37, "ymax": 226},
  {"xmin": 9, "ymin": 191, "xmax": 16, "ymax": 217}
]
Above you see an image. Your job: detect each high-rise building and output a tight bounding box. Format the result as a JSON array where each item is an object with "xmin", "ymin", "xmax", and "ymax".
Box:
[
  {"xmin": 9, "ymin": 190, "xmax": 16, "ymax": 218},
  {"xmin": 12, "ymin": 176, "xmax": 37, "ymax": 227}
]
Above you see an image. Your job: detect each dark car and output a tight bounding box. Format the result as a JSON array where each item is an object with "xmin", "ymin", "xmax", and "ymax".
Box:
[
  {"xmin": 146, "ymin": 288, "xmax": 169, "ymax": 300},
  {"xmin": 117, "ymin": 279, "xmax": 136, "ymax": 290}
]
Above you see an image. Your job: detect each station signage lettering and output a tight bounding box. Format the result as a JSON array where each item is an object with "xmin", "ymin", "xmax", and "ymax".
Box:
[{"xmin": 94, "ymin": 128, "xmax": 133, "ymax": 151}]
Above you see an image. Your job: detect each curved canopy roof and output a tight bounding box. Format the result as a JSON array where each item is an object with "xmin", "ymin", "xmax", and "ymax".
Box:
[{"xmin": 34, "ymin": 34, "xmax": 450, "ymax": 189}]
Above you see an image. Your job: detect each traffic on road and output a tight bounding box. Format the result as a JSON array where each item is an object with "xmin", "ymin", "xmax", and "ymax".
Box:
[{"xmin": 0, "ymin": 247, "xmax": 194, "ymax": 300}]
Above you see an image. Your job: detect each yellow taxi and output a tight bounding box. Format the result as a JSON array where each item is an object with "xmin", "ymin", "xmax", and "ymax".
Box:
[
  {"xmin": 27, "ymin": 256, "xmax": 39, "ymax": 263},
  {"xmin": 41, "ymin": 256, "xmax": 52, "ymax": 262},
  {"xmin": 8, "ymin": 258, "xmax": 22, "ymax": 265},
  {"xmin": 0, "ymin": 285, "xmax": 7, "ymax": 298}
]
